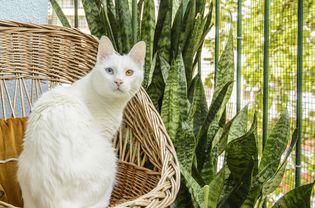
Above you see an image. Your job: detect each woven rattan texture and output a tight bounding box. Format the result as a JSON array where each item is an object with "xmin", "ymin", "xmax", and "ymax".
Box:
[{"xmin": 0, "ymin": 21, "xmax": 180, "ymax": 208}]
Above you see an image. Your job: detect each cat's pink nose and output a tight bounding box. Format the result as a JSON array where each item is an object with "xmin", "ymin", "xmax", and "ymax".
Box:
[{"xmin": 114, "ymin": 79, "xmax": 123, "ymax": 87}]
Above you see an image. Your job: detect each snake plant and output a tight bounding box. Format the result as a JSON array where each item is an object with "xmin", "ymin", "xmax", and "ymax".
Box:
[{"xmin": 51, "ymin": 0, "xmax": 314, "ymax": 207}]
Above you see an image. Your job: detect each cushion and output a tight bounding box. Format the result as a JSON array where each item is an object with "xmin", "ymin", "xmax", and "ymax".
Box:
[{"xmin": 0, "ymin": 117, "xmax": 27, "ymax": 207}]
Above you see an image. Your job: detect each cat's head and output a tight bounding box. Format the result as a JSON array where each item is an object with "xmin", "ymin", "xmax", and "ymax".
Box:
[{"xmin": 91, "ymin": 36, "xmax": 145, "ymax": 100}]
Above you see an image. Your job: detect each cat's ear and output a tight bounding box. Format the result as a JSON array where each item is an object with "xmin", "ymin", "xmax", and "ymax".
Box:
[
  {"xmin": 128, "ymin": 41, "xmax": 146, "ymax": 67},
  {"xmin": 97, "ymin": 36, "xmax": 115, "ymax": 63}
]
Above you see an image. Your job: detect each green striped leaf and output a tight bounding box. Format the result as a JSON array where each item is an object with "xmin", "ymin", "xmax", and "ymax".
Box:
[
  {"xmin": 171, "ymin": 0, "xmax": 182, "ymax": 24},
  {"xmin": 272, "ymin": 181, "xmax": 315, "ymax": 208},
  {"xmin": 219, "ymin": 159, "xmax": 254, "ymax": 208},
  {"xmin": 259, "ymin": 110, "xmax": 290, "ymax": 173},
  {"xmin": 199, "ymin": 2, "xmax": 214, "ymax": 47},
  {"xmin": 227, "ymin": 105, "xmax": 248, "ymax": 143},
  {"xmin": 183, "ymin": 13, "xmax": 206, "ymax": 85},
  {"xmin": 131, "ymin": 0, "xmax": 138, "ymax": 44},
  {"xmin": 160, "ymin": 70, "xmax": 180, "ymax": 140},
  {"xmin": 99, "ymin": 0, "xmax": 117, "ymax": 50},
  {"xmin": 161, "ymin": 53, "xmax": 187, "ymax": 141},
  {"xmin": 188, "ymin": 74, "xmax": 198, "ymax": 103},
  {"xmin": 172, "ymin": 180, "xmax": 194, "ymax": 208},
  {"xmin": 181, "ymin": 164, "xmax": 224, "ymax": 208},
  {"xmin": 283, "ymin": 129, "xmax": 298, "ymax": 163},
  {"xmin": 143, "ymin": 53, "xmax": 157, "ymax": 88},
  {"xmin": 171, "ymin": 2, "xmax": 183, "ymax": 58},
  {"xmin": 180, "ymin": 165, "xmax": 204, "ymax": 208},
  {"xmin": 195, "ymin": 81, "xmax": 233, "ymax": 173},
  {"xmin": 182, "ymin": 0, "xmax": 190, "ymax": 13},
  {"xmin": 219, "ymin": 117, "xmax": 257, "ymax": 208},
  {"xmin": 179, "ymin": 0, "xmax": 196, "ymax": 51},
  {"xmin": 49, "ymin": 0, "xmax": 71, "ymax": 28},
  {"xmin": 200, "ymin": 138, "xmax": 219, "ymax": 184},
  {"xmin": 213, "ymin": 29, "xmax": 234, "ymax": 101},
  {"xmin": 207, "ymin": 168, "xmax": 225, "ymax": 208},
  {"xmin": 188, "ymin": 74, "xmax": 208, "ymax": 137},
  {"xmin": 226, "ymin": 117, "xmax": 258, "ymax": 183},
  {"xmin": 195, "ymin": 30, "xmax": 235, "ymax": 182},
  {"xmin": 262, "ymin": 161, "xmax": 288, "ymax": 196},
  {"xmin": 175, "ymin": 53, "xmax": 189, "ymax": 119},
  {"xmin": 148, "ymin": 0, "xmax": 171, "ymax": 111},
  {"xmin": 154, "ymin": 0, "xmax": 171, "ymax": 53},
  {"xmin": 131, "ymin": 0, "xmax": 141, "ymax": 45},
  {"xmin": 241, "ymin": 114, "xmax": 292, "ymax": 208},
  {"xmin": 106, "ymin": 0, "xmax": 115, "ymax": 16},
  {"xmin": 241, "ymin": 161, "xmax": 278, "ymax": 208},
  {"xmin": 196, "ymin": 30, "xmax": 234, "ymax": 182},
  {"xmin": 199, "ymin": 81, "xmax": 234, "ymax": 147},
  {"xmin": 141, "ymin": 0, "xmax": 155, "ymax": 88},
  {"xmin": 115, "ymin": 0, "xmax": 132, "ymax": 53},
  {"xmin": 159, "ymin": 55, "xmax": 170, "ymax": 83},
  {"xmin": 262, "ymin": 129, "xmax": 298, "ymax": 196},
  {"xmin": 253, "ymin": 160, "xmax": 278, "ymax": 189},
  {"xmin": 137, "ymin": 0, "xmax": 144, "ymax": 40},
  {"xmin": 196, "ymin": 30, "xmax": 235, "ymax": 169},
  {"xmin": 82, "ymin": 0, "xmax": 105, "ymax": 38},
  {"xmin": 212, "ymin": 122, "xmax": 230, "ymax": 155},
  {"xmin": 213, "ymin": 106, "xmax": 249, "ymax": 156},
  {"xmin": 192, "ymin": 47, "xmax": 203, "ymax": 76},
  {"xmin": 147, "ymin": 61, "xmax": 164, "ymax": 111},
  {"xmin": 202, "ymin": 185, "xmax": 210, "ymax": 208},
  {"xmin": 196, "ymin": 0, "xmax": 206, "ymax": 16},
  {"xmin": 105, "ymin": 4, "xmax": 121, "ymax": 51},
  {"xmin": 219, "ymin": 109, "xmax": 226, "ymax": 128},
  {"xmin": 174, "ymin": 122, "xmax": 195, "ymax": 172},
  {"xmin": 156, "ymin": 4, "xmax": 172, "ymax": 62}
]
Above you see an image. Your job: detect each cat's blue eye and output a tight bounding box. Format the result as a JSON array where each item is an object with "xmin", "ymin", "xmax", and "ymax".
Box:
[{"xmin": 105, "ymin": 67, "xmax": 114, "ymax": 74}]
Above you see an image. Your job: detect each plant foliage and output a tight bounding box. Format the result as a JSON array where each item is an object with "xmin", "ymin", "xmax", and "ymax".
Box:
[
  {"xmin": 49, "ymin": 0, "xmax": 71, "ymax": 28},
  {"xmin": 50, "ymin": 0, "xmax": 314, "ymax": 207}
]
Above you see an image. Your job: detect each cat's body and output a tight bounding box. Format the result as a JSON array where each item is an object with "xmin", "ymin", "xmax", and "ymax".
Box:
[
  {"xmin": 18, "ymin": 85, "xmax": 117, "ymax": 208},
  {"xmin": 17, "ymin": 37, "xmax": 146, "ymax": 208}
]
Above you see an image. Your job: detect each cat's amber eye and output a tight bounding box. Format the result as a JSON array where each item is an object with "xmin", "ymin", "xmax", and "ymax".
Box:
[
  {"xmin": 105, "ymin": 67, "xmax": 114, "ymax": 74},
  {"xmin": 126, "ymin": 69, "xmax": 134, "ymax": 76}
]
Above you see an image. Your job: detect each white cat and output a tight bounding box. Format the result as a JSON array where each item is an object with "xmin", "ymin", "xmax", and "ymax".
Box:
[{"xmin": 17, "ymin": 36, "xmax": 146, "ymax": 208}]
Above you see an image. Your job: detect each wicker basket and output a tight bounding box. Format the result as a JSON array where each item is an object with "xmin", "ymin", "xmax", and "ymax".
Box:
[{"xmin": 0, "ymin": 21, "xmax": 180, "ymax": 208}]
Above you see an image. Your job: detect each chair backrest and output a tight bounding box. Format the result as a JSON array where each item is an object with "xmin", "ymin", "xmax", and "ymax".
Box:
[{"xmin": 0, "ymin": 21, "xmax": 98, "ymax": 119}]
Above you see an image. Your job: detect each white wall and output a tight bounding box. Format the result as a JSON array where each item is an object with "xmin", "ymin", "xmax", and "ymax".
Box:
[{"xmin": 0, "ymin": 0, "xmax": 48, "ymax": 23}]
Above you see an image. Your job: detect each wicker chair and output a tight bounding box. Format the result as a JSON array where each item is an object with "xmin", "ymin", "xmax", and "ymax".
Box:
[{"xmin": 0, "ymin": 21, "xmax": 180, "ymax": 208}]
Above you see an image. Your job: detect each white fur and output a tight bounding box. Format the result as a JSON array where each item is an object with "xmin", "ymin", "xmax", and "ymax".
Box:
[{"xmin": 17, "ymin": 37, "xmax": 145, "ymax": 208}]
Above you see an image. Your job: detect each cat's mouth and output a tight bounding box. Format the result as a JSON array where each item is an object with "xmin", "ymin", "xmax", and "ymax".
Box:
[{"xmin": 115, "ymin": 88, "xmax": 124, "ymax": 93}]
